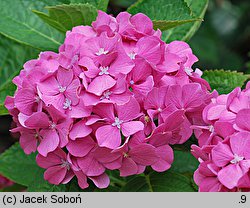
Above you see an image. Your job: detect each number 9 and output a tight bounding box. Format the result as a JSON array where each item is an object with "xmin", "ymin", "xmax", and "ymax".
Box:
[{"xmin": 241, "ymin": 195, "xmax": 246, "ymax": 203}]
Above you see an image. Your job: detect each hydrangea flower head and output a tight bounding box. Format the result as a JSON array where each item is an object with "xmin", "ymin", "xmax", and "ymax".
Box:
[
  {"xmin": 192, "ymin": 82, "xmax": 250, "ymax": 191},
  {"xmin": 6, "ymin": 11, "xmax": 211, "ymax": 189}
]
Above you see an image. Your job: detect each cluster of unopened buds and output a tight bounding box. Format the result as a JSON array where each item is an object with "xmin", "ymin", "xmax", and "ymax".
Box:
[
  {"xmin": 6, "ymin": 11, "xmax": 213, "ymax": 189},
  {"xmin": 192, "ymin": 82, "xmax": 250, "ymax": 192}
]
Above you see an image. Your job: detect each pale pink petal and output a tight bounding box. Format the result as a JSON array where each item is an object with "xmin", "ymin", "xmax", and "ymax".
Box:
[
  {"xmin": 117, "ymin": 97, "xmax": 141, "ymax": 121},
  {"xmin": 121, "ymin": 121, "xmax": 144, "ymax": 137},
  {"xmin": 87, "ymin": 75, "xmax": 116, "ymax": 96},
  {"xmin": 89, "ymin": 173, "xmax": 110, "ymax": 189},
  {"xmin": 57, "ymin": 67, "xmax": 73, "ymax": 87},
  {"xmin": 151, "ymin": 145, "xmax": 173, "ymax": 172},
  {"xmin": 38, "ymin": 130, "xmax": 60, "ymax": 157},
  {"xmin": 96, "ymin": 125, "xmax": 121, "ymax": 149},
  {"xmin": 69, "ymin": 120, "xmax": 92, "ymax": 140},
  {"xmin": 218, "ymin": 164, "xmax": 244, "ymax": 189},
  {"xmin": 212, "ymin": 142, "xmax": 233, "ymax": 167}
]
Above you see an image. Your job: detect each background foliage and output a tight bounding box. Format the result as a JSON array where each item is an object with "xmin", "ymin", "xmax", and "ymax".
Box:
[{"xmin": 0, "ymin": 0, "xmax": 249, "ymax": 192}]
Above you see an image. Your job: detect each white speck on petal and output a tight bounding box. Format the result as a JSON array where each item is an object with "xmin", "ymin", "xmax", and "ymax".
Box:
[
  {"xmin": 128, "ymin": 52, "xmax": 137, "ymax": 60},
  {"xmin": 157, "ymin": 107, "xmax": 162, "ymax": 112},
  {"xmin": 99, "ymin": 66, "xmax": 109, "ymax": 76},
  {"xmin": 209, "ymin": 125, "xmax": 214, "ymax": 133},
  {"xmin": 63, "ymin": 98, "xmax": 72, "ymax": 110},
  {"xmin": 50, "ymin": 122, "xmax": 57, "ymax": 129},
  {"xmin": 112, "ymin": 117, "xmax": 123, "ymax": 129},
  {"xmin": 59, "ymin": 86, "xmax": 67, "ymax": 93},
  {"xmin": 230, "ymin": 154, "xmax": 244, "ymax": 164},
  {"xmin": 184, "ymin": 67, "xmax": 193, "ymax": 76},
  {"xmin": 61, "ymin": 159, "xmax": 71, "ymax": 170},
  {"xmin": 96, "ymin": 48, "xmax": 109, "ymax": 56},
  {"xmin": 100, "ymin": 90, "xmax": 112, "ymax": 100}
]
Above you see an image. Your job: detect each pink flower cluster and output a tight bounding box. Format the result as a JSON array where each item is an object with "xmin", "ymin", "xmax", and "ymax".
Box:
[
  {"xmin": 192, "ymin": 82, "xmax": 250, "ymax": 192},
  {"xmin": 5, "ymin": 11, "xmax": 211, "ymax": 189}
]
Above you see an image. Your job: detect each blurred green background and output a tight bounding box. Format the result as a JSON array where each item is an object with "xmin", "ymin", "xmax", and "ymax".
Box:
[{"xmin": 1, "ymin": 0, "xmax": 250, "ymax": 152}]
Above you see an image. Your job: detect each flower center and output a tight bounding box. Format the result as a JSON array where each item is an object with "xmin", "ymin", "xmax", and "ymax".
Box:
[
  {"xmin": 130, "ymin": 80, "xmax": 135, "ymax": 85},
  {"xmin": 63, "ymin": 98, "xmax": 72, "ymax": 110},
  {"xmin": 96, "ymin": 48, "xmax": 109, "ymax": 56},
  {"xmin": 184, "ymin": 67, "xmax": 193, "ymax": 76},
  {"xmin": 112, "ymin": 117, "xmax": 123, "ymax": 129},
  {"xmin": 59, "ymin": 85, "xmax": 67, "ymax": 93},
  {"xmin": 61, "ymin": 159, "xmax": 71, "ymax": 170},
  {"xmin": 144, "ymin": 115, "xmax": 150, "ymax": 123},
  {"xmin": 100, "ymin": 90, "xmax": 112, "ymax": 100},
  {"xmin": 34, "ymin": 96, "xmax": 40, "ymax": 103},
  {"xmin": 49, "ymin": 122, "xmax": 57, "ymax": 129},
  {"xmin": 123, "ymin": 152, "xmax": 129, "ymax": 158},
  {"xmin": 99, "ymin": 66, "xmax": 109, "ymax": 76},
  {"xmin": 208, "ymin": 125, "xmax": 214, "ymax": 133},
  {"xmin": 128, "ymin": 52, "xmax": 137, "ymax": 60},
  {"xmin": 230, "ymin": 154, "xmax": 244, "ymax": 164},
  {"xmin": 157, "ymin": 107, "xmax": 162, "ymax": 112}
]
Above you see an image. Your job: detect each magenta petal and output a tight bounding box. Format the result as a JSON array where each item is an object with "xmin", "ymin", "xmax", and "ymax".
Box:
[
  {"xmin": 235, "ymin": 109, "xmax": 250, "ymax": 131},
  {"xmin": 151, "ymin": 145, "xmax": 173, "ymax": 172},
  {"xmin": 36, "ymin": 149, "xmax": 66, "ymax": 168},
  {"xmin": 89, "ymin": 173, "xmax": 110, "ymax": 189},
  {"xmin": 66, "ymin": 137, "xmax": 95, "ymax": 157},
  {"xmin": 24, "ymin": 112, "xmax": 50, "ymax": 129},
  {"xmin": 15, "ymin": 88, "xmax": 36, "ymax": 115},
  {"xmin": 77, "ymin": 155, "xmax": 105, "ymax": 176},
  {"xmin": 44, "ymin": 165, "xmax": 67, "ymax": 185},
  {"xmin": 199, "ymin": 177, "xmax": 221, "ymax": 192},
  {"xmin": 117, "ymin": 97, "xmax": 141, "ymax": 121},
  {"xmin": 230, "ymin": 132, "xmax": 250, "ymax": 159},
  {"xmin": 121, "ymin": 121, "xmax": 144, "ymax": 137},
  {"xmin": 57, "ymin": 67, "xmax": 73, "ymax": 87},
  {"xmin": 130, "ymin": 144, "xmax": 158, "ymax": 165},
  {"xmin": 20, "ymin": 132, "xmax": 37, "ymax": 154},
  {"xmin": 69, "ymin": 120, "xmax": 92, "ymax": 140},
  {"xmin": 87, "ymin": 75, "xmax": 116, "ymax": 96},
  {"xmin": 211, "ymin": 142, "xmax": 233, "ymax": 167},
  {"xmin": 218, "ymin": 164, "xmax": 244, "ymax": 189},
  {"xmin": 38, "ymin": 130, "xmax": 60, "ymax": 157},
  {"xmin": 96, "ymin": 125, "xmax": 121, "ymax": 149},
  {"xmin": 119, "ymin": 158, "xmax": 138, "ymax": 177},
  {"xmin": 75, "ymin": 170, "xmax": 89, "ymax": 189}
]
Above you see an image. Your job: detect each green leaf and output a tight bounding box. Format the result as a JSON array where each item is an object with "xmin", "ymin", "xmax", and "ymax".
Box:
[
  {"xmin": 0, "ymin": 35, "xmax": 39, "ymax": 115},
  {"xmin": 202, "ymin": 69, "xmax": 250, "ymax": 94},
  {"xmin": 170, "ymin": 151, "xmax": 199, "ymax": 174},
  {"xmin": 0, "ymin": 143, "xmax": 40, "ymax": 186},
  {"xmin": 27, "ymin": 169, "xmax": 67, "ymax": 192},
  {"xmin": 127, "ymin": 0, "xmax": 201, "ymax": 32},
  {"xmin": 120, "ymin": 171, "xmax": 195, "ymax": 192},
  {"xmin": 0, "ymin": 77, "xmax": 17, "ymax": 115},
  {"xmin": 0, "ymin": 0, "xmax": 64, "ymax": 51},
  {"xmin": 0, "ymin": 143, "xmax": 66, "ymax": 192},
  {"xmin": 33, "ymin": 3, "xmax": 98, "ymax": 33},
  {"xmin": 153, "ymin": 19, "xmax": 200, "ymax": 31},
  {"xmin": 162, "ymin": 0, "xmax": 209, "ymax": 42},
  {"xmin": 70, "ymin": 0, "xmax": 109, "ymax": 11},
  {"xmin": 128, "ymin": 0, "xmax": 192, "ymax": 20}
]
